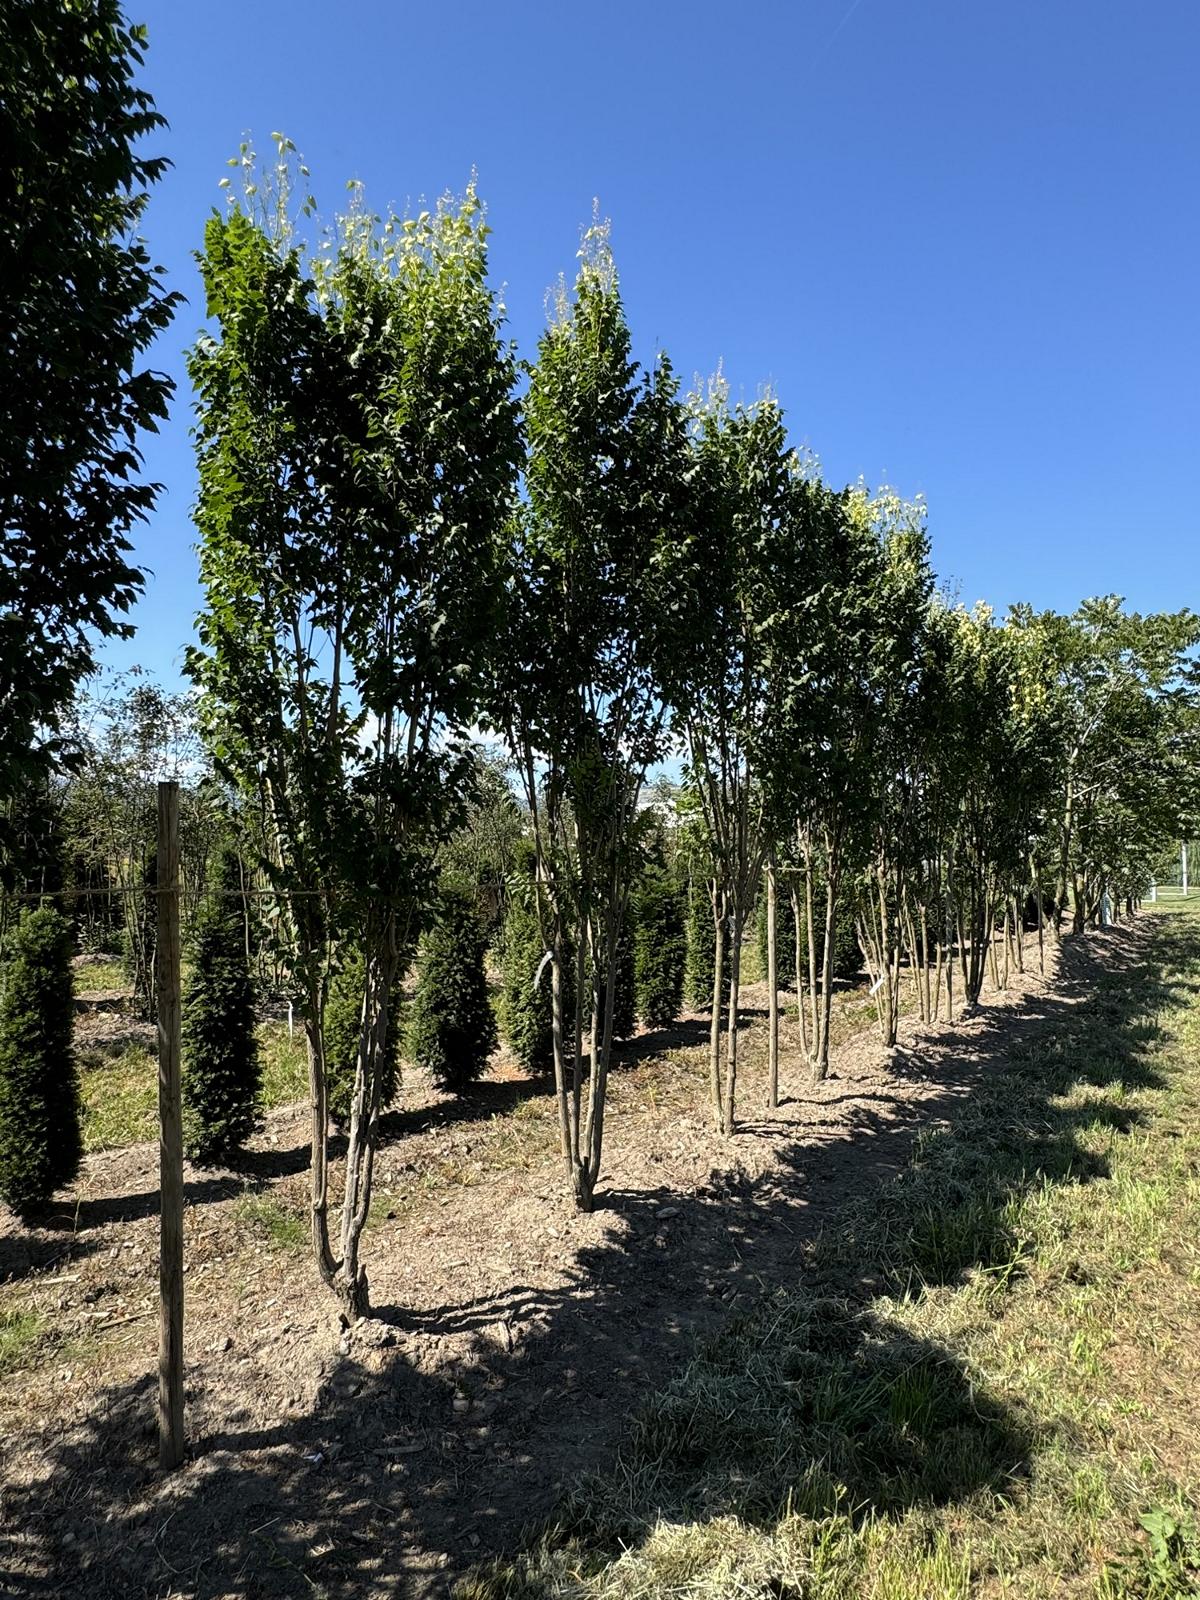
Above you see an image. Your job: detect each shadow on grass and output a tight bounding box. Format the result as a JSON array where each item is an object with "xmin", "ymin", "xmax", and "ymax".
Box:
[{"xmin": 1, "ymin": 915, "xmax": 1196, "ymax": 1599}]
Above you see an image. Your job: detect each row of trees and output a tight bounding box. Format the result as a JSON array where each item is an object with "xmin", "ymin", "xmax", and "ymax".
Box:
[
  {"xmin": 2, "ymin": 0, "xmax": 1196, "ymax": 1309},
  {"xmin": 180, "ymin": 150, "xmax": 1200, "ymax": 1314}
]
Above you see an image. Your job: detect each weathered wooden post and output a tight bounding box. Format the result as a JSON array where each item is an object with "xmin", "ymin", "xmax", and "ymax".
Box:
[
  {"xmin": 156, "ymin": 779, "xmax": 184, "ymax": 1471},
  {"xmin": 766, "ymin": 856, "xmax": 779, "ymax": 1110}
]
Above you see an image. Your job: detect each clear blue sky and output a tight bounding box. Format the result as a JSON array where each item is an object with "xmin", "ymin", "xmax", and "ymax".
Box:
[{"xmin": 111, "ymin": 0, "xmax": 1200, "ymax": 689}]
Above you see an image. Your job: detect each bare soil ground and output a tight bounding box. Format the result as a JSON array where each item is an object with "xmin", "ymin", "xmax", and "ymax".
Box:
[{"xmin": 0, "ymin": 928, "xmax": 1128, "ymax": 1599}]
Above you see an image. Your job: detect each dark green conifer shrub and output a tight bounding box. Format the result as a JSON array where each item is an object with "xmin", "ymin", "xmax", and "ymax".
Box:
[
  {"xmin": 596, "ymin": 914, "xmax": 636, "ymax": 1044},
  {"xmin": 0, "ymin": 907, "xmax": 81, "ymax": 1214},
  {"xmin": 324, "ymin": 950, "xmax": 401, "ymax": 1127},
  {"xmin": 499, "ymin": 885, "xmax": 555, "ymax": 1074},
  {"xmin": 181, "ymin": 846, "xmax": 261, "ymax": 1163},
  {"xmin": 634, "ymin": 870, "xmax": 687, "ymax": 1028},
  {"xmin": 406, "ymin": 887, "xmax": 497, "ymax": 1092}
]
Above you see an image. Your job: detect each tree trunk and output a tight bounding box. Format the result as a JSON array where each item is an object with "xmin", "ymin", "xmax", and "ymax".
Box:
[
  {"xmin": 722, "ymin": 905, "xmax": 743, "ymax": 1135},
  {"xmin": 815, "ymin": 863, "xmax": 838, "ymax": 1080},
  {"xmin": 791, "ymin": 885, "xmax": 809, "ymax": 1057},
  {"xmin": 303, "ymin": 990, "xmax": 338, "ymax": 1295},
  {"xmin": 708, "ymin": 887, "xmax": 725, "ymax": 1129}
]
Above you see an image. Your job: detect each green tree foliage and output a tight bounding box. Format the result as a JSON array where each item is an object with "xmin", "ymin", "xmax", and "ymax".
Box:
[
  {"xmin": 181, "ymin": 846, "xmax": 261, "ymax": 1164},
  {"xmin": 0, "ymin": 908, "xmax": 80, "ymax": 1214},
  {"xmin": 124, "ymin": 844, "xmax": 156, "ymax": 1023},
  {"xmin": 56, "ymin": 671, "xmax": 219, "ymax": 964},
  {"xmin": 635, "ymin": 869, "xmax": 687, "ymax": 1029},
  {"xmin": 406, "ymin": 888, "xmax": 497, "ymax": 1092},
  {"xmin": 189, "ymin": 149, "xmax": 520, "ymax": 1311},
  {"xmin": 663, "ymin": 387, "xmax": 806, "ymax": 1129},
  {"xmin": 1028, "ymin": 599, "xmax": 1200, "ymax": 932},
  {"xmin": 324, "ymin": 952, "xmax": 400, "ymax": 1127},
  {"xmin": 0, "ymin": 778, "xmax": 66, "ymax": 956},
  {"xmin": 0, "ymin": 3, "xmax": 178, "ymax": 849},
  {"xmin": 491, "ymin": 218, "xmax": 690, "ymax": 1209},
  {"xmin": 439, "ymin": 752, "xmax": 525, "ymax": 937}
]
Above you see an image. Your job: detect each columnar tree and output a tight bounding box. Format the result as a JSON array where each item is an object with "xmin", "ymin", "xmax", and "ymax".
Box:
[
  {"xmin": 499, "ymin": 843, "xmax": 556, "ymax": 1074},
  {"xmin": 840, "ymin": 489, "xmax": 933, "ymax": 1046},
  {"xmin": 667, "ymin": 389, "xmax": 812, "ymax": 1128},
  {"xmin": 765, "ymin": 480, "xmax": 913, "ymax": 1078},
  {"xmin": 0, "ymin": 2, "xmax": 178, "ymax": 859},
  {"xmin": 181, "ymin": 844, "xmax": 261, "ymax": 1163},
  {"xmin": 406, "ymin": 886, "xmax": 497, "ymax": 1092},
  {"xmin": 492, "ymin": 220, "xmax": 688, "ymax": 1208},
  {"xmin": 0, "ymin": 907, "xmax": 80, "ymax": 1214},
  {"xmin": 1031, "ymin": 600, "xmax": 1200, "ymax": 934},
  {"xmin": 634, "ymin": 864, "xmax": 687, "ymax": 1029},
  {"xmin": 189, "ymin": 151, "xmax": 520, "ymax": 1310}
]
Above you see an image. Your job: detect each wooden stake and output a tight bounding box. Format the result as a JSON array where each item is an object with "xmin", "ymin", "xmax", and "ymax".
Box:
[
  {"xmin": 766, "ymin": 858, "xmax": 778, "ymax": 1110},
  {"xmin": 156, "ymin": 780, "xmax": 184, "ymax": 1472}
]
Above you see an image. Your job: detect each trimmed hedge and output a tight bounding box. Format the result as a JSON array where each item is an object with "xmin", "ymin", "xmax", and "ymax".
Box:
[
  {"xmin": 634, "ymin": 870, "xmax": 687, "ymax": 1028},
  {"xmin": 406, "ymin": 888, "xmax": 497, "ymax": 1092}
]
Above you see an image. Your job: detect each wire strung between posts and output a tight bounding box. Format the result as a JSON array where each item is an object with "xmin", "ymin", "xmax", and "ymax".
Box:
[{"xmin": 4, "ymin": 886, "xmax": 338, "ymax": 900}]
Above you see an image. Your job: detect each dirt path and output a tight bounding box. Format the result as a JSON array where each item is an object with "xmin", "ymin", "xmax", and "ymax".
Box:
[{"xmin": 0, "ymin": 923, "xmax": 1146, "ymax": 1599}]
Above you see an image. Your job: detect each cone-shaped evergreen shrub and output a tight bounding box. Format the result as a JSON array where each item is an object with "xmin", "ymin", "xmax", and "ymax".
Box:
[
  {"xmin": 181, "ymin": 846, "xmax": 261, "ymax": 1163},
  {"xmin": 325, "ymin": 951, "xmax": 401, "ymax": 1127},
  {"xmin": 635, "ymin": 870, "xmax": 687, "ymax": 1028},
  {"xmin": 0, "ymin": 907, "xmax": 81, "ymax": 1214},
  {"xmin": 499, "ymin": 887, "xmax": 555, "ymax": 1074},
  {"xmin": 685, "ymin": 878, "xmax": 710, "ymax": 1010},
  {"xmin": 406, "ymin": 888, "xmax": 497, "ymax": 1092}
]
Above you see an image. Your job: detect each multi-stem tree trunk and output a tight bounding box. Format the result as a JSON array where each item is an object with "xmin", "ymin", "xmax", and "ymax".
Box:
[
  {"xmin": 302, "ymin": 991, "xmax": 338, "ymax": 1293},
  {"xmin": 338, "ymin": 938, "xmax": 402, "ymax": 1314},
  {"xmin": 813, "ymin": 847, "xmax": 840, "ymax": 1080},
  {"xmin": 859, "ymin": 864, "xmax": 901, "ymax": 1047}
]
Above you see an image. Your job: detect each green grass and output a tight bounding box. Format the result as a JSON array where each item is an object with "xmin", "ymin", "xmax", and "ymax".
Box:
[
  {"xmin": 80, "ymin": 1040, "xmax": 159, "ymax": 1150},
  {"xmin": 462, "ymin": 910, "xmax": 1200, "ymax": 1600},
  {"xmin": 235, "ymin": 1193, "xmax": 308, "ymax": 1251},
  {"xmin": 73, "ymin": 958, "xmax": 128, "ymax": 993},
  {"xmin": 258, "ymin": 1019, "xmax": 310, "ymax": 1109},
  {"xmin": 0, "ymin": 1308, "xmax": 46, "ymax": 1377},
  {"xmin": 76, "ymin": 1020, "xmax": 310, "ymax": 1153}
]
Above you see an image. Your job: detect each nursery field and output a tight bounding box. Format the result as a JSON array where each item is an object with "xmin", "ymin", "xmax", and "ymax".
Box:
[{"xmin": 2, "ymin": 911, "xmax": 1197, "ymax": 1598}]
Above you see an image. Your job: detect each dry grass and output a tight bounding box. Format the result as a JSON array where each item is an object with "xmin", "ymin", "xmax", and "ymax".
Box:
[{"xmin": 463, "ymin": 909, "xmax": 1200, "ymax": 1600}]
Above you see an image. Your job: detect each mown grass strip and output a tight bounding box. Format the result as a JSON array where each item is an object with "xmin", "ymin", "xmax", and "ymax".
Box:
[{"xmin": 463, "ymin": 911, "xmax": 1200, "ymax": 1599}]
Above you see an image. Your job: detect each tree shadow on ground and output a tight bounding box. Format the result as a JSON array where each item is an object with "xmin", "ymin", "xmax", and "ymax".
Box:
[{"xmin": 1, "ymin": 917, "xmax": 1194, "ymax": 1600}]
